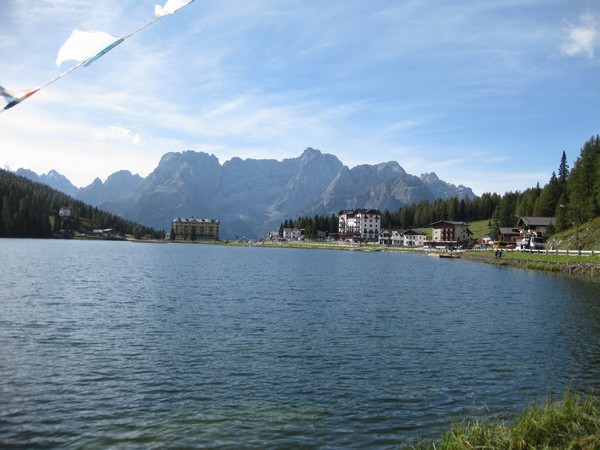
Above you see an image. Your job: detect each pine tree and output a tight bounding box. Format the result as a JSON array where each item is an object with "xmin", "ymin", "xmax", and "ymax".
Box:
[
  {"xmin": 558, "ymin": 150, "xmax": 569, "ymax": 185},
  {"xmin": 568, "ymin": 136, "xmax": 600, "ymax": 223},
  {"xmin": 554, "ymin": 193, "xmax": 570, "ymax": 232},
  {"xmin": 538, "ymin": 172, "xmax": 560, "ymax": 217}
]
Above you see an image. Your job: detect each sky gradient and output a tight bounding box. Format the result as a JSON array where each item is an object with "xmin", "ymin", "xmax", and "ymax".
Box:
[{"xmin": 1, "ymin": 0, "xmax": 599, "ymax": 195}]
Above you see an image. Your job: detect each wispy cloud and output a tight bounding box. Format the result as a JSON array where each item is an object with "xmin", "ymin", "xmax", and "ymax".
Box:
[
  {"xmin": 561, "ymin": 13, "xmax": 599, "ymax": 58},
  {"xmin": 92, "ymin": 126, "xmax": 140, "ymax": 144},
  {"xmin": 2, "ymin": 0, "xmax": 599, "ymax": 195}
]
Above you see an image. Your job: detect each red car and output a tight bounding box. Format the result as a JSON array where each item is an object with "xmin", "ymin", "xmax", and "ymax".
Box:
[{"xmin": 506, "ymin": 243, "xmax": 516, "ymax": 249}]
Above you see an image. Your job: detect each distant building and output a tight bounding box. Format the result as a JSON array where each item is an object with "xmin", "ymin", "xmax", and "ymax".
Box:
[
  {"xmin": 380, "ymin": 228, "xmax": 427, "ymax": 246},
  {"xmin": 402, "ymin": 229, "xmax": 427, "ymax": 247},
  {"xmin": 59, "ymin": 207, "xmax": 71, "ymax": 217},
  {"xmin": 338, "ymin": 208, "xmax": 382, "ymax": 241},
  {"xmin": 516, "ymin": 216, "xmax": 555, "ymax": 238},
  {"xmin": 172, "ymin": 217, "xmax": 220, "ymax": 241},
  {"xmin": 282, "ymin": 228, "xmax": 302, "ymax": 240},
  {"xmin": 429, "ymin": 220, "xmax": 471, "ymax": 246},
  {"xmin": 499, "ymin": 227, "xmax": 520, "ymax": 243},
  {"xmin": 378, "ymin": 228, "xmax": 391, "ymax": 245}
]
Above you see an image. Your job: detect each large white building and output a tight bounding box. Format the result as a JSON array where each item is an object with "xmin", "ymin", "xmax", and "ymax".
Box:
[{"xmin": 338, "ymin": 209, "xmax": 382, "ymax": 241}]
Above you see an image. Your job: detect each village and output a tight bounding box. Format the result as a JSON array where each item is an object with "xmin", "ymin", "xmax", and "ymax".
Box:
[{"xmin": 170, "ymin": 208, "xmax": 556, "ymax": 251}]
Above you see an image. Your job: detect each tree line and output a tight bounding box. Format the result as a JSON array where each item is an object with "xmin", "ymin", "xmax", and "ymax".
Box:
[
  {"xmin": 0, "ymin": 169, "xmax": 164, "ymax": 239},
  {"xmin": 279, "ymin": 135, "xmax": 600, "ymax": 239},
  {"xmin": 486, "ymin": 135, "xmax": 599, "ymax": 239},
  {"xmin": 279, "ymin": 215, "xmax": 339, "ymax": 239}
]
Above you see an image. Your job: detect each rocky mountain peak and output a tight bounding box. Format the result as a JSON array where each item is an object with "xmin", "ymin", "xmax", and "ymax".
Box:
[
  {"xmin": 18, "ymin": 148, "xmax": 476, "ymax": 238},
  {"xmin": 420, "ymin": 172, "xmax": 440, "ymax": 183}
]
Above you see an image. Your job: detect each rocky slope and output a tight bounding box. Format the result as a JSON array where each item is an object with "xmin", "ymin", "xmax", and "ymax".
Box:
[{"xmin": 17, "ymin": 148, "xmax": 476, "ymax": 238}]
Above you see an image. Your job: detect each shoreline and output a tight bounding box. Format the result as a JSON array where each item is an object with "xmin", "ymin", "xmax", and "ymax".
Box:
[
  {"xmin": 461, "ymin": 251, "xmax": 600, "ymax": 278},
  {"xmin": 15, "ymin": 235, "xmax": 600, "ymax": 278}
]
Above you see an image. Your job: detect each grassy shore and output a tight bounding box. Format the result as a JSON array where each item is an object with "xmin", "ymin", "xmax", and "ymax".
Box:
[
  {"xmin": 467, "ymin": 250, "xmax": 600, "ymax": 265},
  {"xmin": 461, "ymin": 250, "xmax": 600, "ymax": 278},
  {"xmin": 407, "ymin": 392, "xmax": 600, "ymax": 450}
]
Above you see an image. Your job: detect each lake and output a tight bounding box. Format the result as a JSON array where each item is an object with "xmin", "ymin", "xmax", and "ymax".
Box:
[{"xmin": 1, "ymin": 239, "xmax": 599, "ymax": 448}]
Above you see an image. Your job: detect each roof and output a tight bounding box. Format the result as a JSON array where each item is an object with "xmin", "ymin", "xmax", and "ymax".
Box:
[
  {"xmin": 338, "ymin": 208, "xmax": 382, "ymax": 216},
  {"xmin": 402, "ymin": 229, "xmax": 426, "ymax": 236},
  {"xmin": 429, "ymin": 220, "xmax": 469, "ymax": 227},
  {"xmin": 499, "ymin": 227, "xmax": 520, "ymax": 236},
  {"xmin": 516, "ymin": 216, "xmax": 555, "ymax": 227},
  {"xmin": 173, "ymin": 217, "xmax": 219, "ymax": 223}
]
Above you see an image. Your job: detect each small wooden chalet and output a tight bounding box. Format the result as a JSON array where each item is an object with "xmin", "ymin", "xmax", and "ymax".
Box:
[
  {"xmin": 516, "ymin": 217, "xmax": 555, "ymax": 238},
  {"xmin": 499, "ymin": 227, "xmax": 520, "ymax": 244}
]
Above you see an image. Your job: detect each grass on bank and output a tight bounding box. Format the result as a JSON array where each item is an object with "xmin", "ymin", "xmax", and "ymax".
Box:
[
  {"xmin": 409, "ymin": 392, "xmax": 600, "ymax": 450},
  {"xmin": 547, "ymin": 217, "xmax": 600, "ymax": 251},
  {"xmin": 469, "ymin": 250, "xmax": 600, "ymax": 265}
]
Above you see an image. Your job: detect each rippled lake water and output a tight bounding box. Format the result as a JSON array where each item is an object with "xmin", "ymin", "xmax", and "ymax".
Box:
[{"xmin": 1, "ymin": 239, "xmax": 599, "ymax": 448}]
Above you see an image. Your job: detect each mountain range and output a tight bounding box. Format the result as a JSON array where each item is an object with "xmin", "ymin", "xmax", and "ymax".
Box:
[{"xmin": 17, "ymin": 147, "xmax": 475, "ymax": 238}]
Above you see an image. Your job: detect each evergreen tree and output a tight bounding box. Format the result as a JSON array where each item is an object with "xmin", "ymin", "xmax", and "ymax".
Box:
[
  {"xmin": 554, "ymin": 193, "xmax": 570, "ymax": 232},
  {"xmin": 568, "ymin": 135, "xmax": 599, "ymax": 223},
  {"xmin": 538, "ymin": 172, "xmax": 561, "ymax": 217},
  {"xmin": 558, "ymin": 150, "xmax": 569, "ymax": 185},
  {"xmin": 0, "ymin": 168, "xmax": 164, "ymax": 239},
  {"xmin": 328, "ymin": 214, "xmax": 338, "ymax": 233}
]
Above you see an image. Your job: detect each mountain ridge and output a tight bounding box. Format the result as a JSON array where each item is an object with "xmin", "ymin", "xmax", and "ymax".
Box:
[{"xmin": 16, "ymin": 147, "xmax": 475, "ymax": 238}]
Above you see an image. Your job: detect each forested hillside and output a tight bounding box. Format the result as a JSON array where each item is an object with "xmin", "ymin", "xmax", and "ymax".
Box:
[
  {"xmin": 484, "ymin": 135, "xmax": 599, "ymax": 239},
  {"xmin": 384, "ymin": 135, "xmax": 599, "ymax": 237},
  {"xmin": 0, "ymin": 169, "xmax": 164, "ymax": 239},
  {"xmin": 280, "ymin": 135, "xmax": 600, "ymax": 239}
]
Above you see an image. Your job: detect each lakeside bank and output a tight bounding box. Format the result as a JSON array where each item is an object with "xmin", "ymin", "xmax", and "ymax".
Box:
[
  {"xmin": 406, "ymin": 392, "xmax": 600, "ymax": 450},
  {"xmin": 461, "ymin": 251, "xmax": 600, "ymax": 278}
]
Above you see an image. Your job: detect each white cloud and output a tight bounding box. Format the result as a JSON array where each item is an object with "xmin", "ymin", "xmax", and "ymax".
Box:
[
  {"xmin": 561, "ymin": 14, "xmax": 599, "ymax": 58},
  {"xmin": 92, "ymin": 126, "xmax": 141, "ymax": 144}
]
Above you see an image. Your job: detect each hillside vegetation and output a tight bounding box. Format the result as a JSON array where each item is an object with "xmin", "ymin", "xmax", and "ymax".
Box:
[
  {"xmin": 282, "ymin": 136, "xmax": 600, "ymax": 243},
  {"xmin": 0, "ymin": 169, "xmax": 164, "ymax": 239},
  {"xmin": 546, "ymin": 216, "xmax": 600, "ymax": 251}
]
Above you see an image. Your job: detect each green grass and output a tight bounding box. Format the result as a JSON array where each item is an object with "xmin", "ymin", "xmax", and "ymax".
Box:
[
  {"xmin": 524, "ymin": 261, "xmax": 562, "ymax": 271},
  {"xmin": 471, "ymin": 250, "xmax": 600, "ymax": 265},
  {"xmin": 468, "ymin": 219, "xmax": 492, "ymax": 242},
  {"xmin": 547, "ymin": 217, "xmax": 600, "ymax": 251},
  {"xmin": 409, "ymin": 392, "xmax": 600, "ymax": 450}
]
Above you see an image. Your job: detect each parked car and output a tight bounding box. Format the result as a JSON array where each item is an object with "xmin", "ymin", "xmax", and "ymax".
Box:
[{"xmin": 506, "ymin": 243, "xmax": 516, "ymax": 249}]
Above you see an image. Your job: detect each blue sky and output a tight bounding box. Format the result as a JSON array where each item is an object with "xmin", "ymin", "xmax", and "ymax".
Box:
[{"xmin": 1, "ymin": 0, "xmax": 599, "ymax": 195}]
